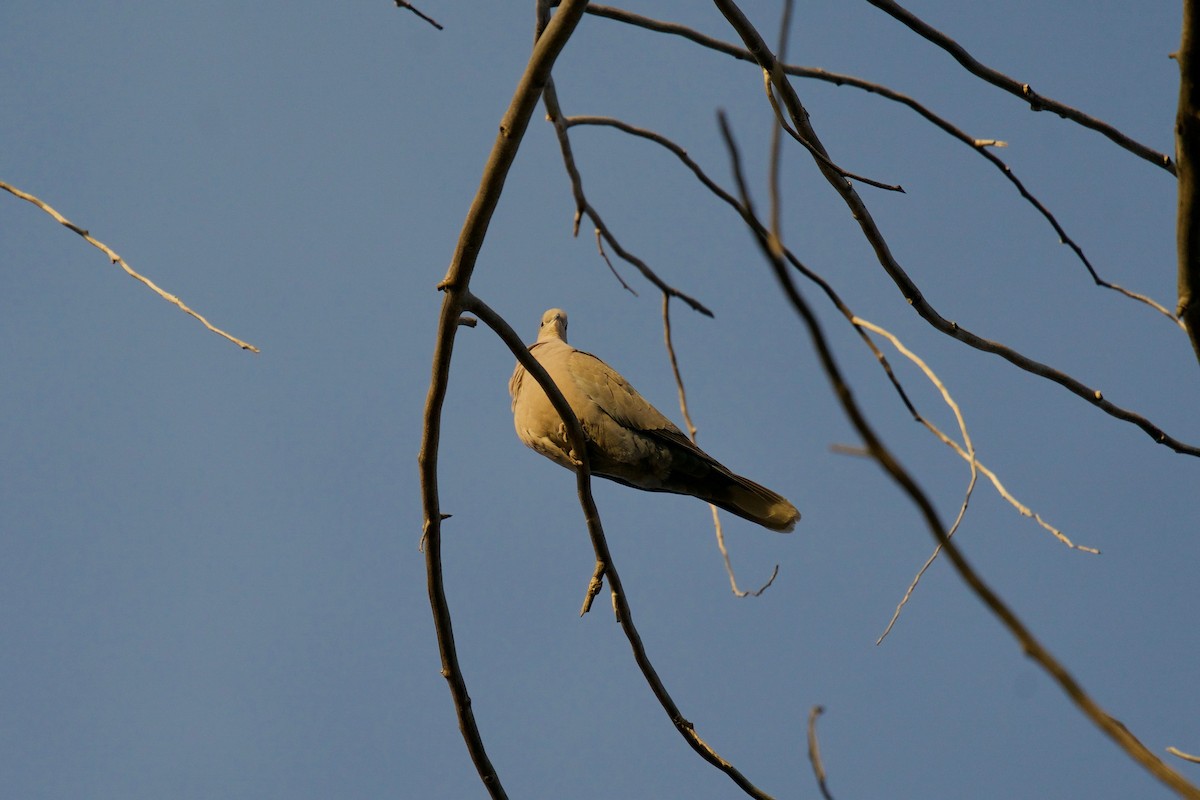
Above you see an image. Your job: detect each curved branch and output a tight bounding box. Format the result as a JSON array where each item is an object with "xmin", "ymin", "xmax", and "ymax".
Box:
[
  {"xmin": 418, "ymin": 3, "xmax": 589, "ymax": 796},
  {"xmin": 466, "ymin": 295, "xmax": 778, "ymax": 800},
  {"xmin": 807, "ymin": 706, "xmax": 835, "ymax": 800}
]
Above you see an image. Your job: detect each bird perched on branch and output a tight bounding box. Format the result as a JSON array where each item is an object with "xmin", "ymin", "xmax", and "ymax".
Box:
[{"xmin": 509, "ymin": 308, "xmax": 799, "ymax": 532}]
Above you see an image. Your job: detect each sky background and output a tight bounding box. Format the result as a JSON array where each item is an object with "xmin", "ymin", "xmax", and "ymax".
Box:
[{"xmin": 2, "ymin": 2, "xmax": 1197, "ymax": 798}]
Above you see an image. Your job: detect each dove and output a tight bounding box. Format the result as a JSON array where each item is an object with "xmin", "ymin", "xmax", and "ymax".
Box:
[{"xmin": 509, "ymin": 308, "xmax": 799, "ymax": 532}]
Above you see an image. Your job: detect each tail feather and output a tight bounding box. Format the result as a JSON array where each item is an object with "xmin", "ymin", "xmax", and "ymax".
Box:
[{"xmin": 705, "ymin": 474, "xmax": 800, "ymax": 532}]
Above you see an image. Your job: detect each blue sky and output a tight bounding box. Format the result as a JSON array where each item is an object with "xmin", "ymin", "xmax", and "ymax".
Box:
[{"xmin": 2, "ymin": 2, "xmax": 1197, "ymax": 798}]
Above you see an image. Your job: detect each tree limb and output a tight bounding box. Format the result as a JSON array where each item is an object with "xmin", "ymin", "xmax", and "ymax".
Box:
[
  {"xmin": 1176, "ymin": 0, "xmax": 1200, "ymax": 362},
  {"xmin": 418, "ymin": 3, "xmax": 589, "ymax": 796}
]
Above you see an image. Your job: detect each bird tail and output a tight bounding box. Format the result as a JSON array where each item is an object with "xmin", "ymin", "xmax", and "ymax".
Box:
[{"xmin": 705, "ymin": 474, "xmax": 800, "ymax": 533}]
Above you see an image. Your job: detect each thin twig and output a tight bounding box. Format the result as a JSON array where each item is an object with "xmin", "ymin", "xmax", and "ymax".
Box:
[
  {"xmin": 764, "ymin": 72, "xmax": 903, "ymax": 193},
  {"xmin": 806, "ymin": 706, "xmax": 835, "ymax": 800},
  {"xmin": 862, "ymin": 0, "xmax": 1176, "ymax": 173},
  {"xmin": 394, "ymin": 0, "xmax": 444, "ymax": 30},
  {"xmin": 1, "ymin": 180, "xmax": 259, "ymax": 353},
  {"xmin": 581, "ymin": 5, "xmax": 1182, "ymax": 326},
  {"xmin": 662, "ymin": 294, "xmax": 778, "ymax": 597},
  {"xmin": 594, "ymin": 228, "xmax": 639, "ymax": 296},
  {"xmin": 713, "ymin": 10, "xmax": 1198, "ymax": 794},
  {"xmin": 1170, "ymin": 747, "xmax": 1200, "ymax": 764},
  {"xmin": 852, "ymin": 316, "xmax": 978, "ymax": 642},
  {"xmin": 541, "ymin": 79, "xmax": 712, "ymax": 316}
]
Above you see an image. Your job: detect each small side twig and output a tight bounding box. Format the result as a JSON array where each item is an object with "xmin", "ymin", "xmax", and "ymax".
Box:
[
  {"xmin": 542, "ymin": 78, "xmax": 713, "ymax": 317},
  {"xmin": 807, "ymin": 706, "xmax": 835, "ymax": 800},
  {"xmin": 594, "ymin": 229, "xmax": 638, "ymax": 296},
  {"xmin": 1170, "ymin": 747, "xmax": 1200, "ymax": 764},
  {"xmin": 394, "ymin": 1, "xmax": 444, "ymax": 30}
]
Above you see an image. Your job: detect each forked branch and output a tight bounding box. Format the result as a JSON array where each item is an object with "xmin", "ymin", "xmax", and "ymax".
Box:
[
  {"xmin": 713, "ymin": 1, "xmax": 1200, "ymax": 457},
  {"xmin": 418, "ymin": 3, "xmax": 590, "ymax": 796},
  {"xmin": 582, "ymin": 5, "xmax": 1181, "ymax": 325},
  {"xmin": 714, "ymin": 8, "xmax": 1198, "ymax": 793}
]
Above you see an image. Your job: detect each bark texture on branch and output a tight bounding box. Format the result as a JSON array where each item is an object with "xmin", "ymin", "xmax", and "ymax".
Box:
[{"xmin": 1177, "ymin": 0, "xmax": 1200, "ymax": 362}]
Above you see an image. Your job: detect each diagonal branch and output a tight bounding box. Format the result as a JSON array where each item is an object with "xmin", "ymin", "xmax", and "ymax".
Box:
[
  {"xmin": 713, "ymin": 1, "xmax": 1200, "ymax": 458},
  {"xmin": 862, "ymin": 0, "xmax": 1176, "ymax": 174},
  {"xmin": 542, "ymin": 78, "xmax": 713, "ymax": 316},
  {"xmin": 393, "ymin": 0, "xmax": 443, "ymax": 30},
  {"xmin": 1, "ymin": 179, "xmax": 259, "ymax": 352},
  {"xmin": 714, "ymin": 8, "xmax": 1199, "ymax": 795}
]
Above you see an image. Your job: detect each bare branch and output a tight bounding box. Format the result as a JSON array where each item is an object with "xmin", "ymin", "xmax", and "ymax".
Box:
[
  {"xmin": 541, "ymin": 79, "xmax": 713, "ymax": 316},
  {"xmin": 713, "ymin": 12, "xmax": 1199, "ymax": 794},
  {"xmin": 806, "ymin": 706, "xmax": 835, "ymax": 800},
  {"xmin": 393, "ymin": 0, "xmax": 444, "ymax": 30},
  {"xmin": 418, "ymin": 3, "xmax": 590, "ymax": 795},
  {"xmin": 763, "ymin": 72, "xmax": 904, "ymax": 193},
  {"xmin": 662, "ymin": 294, "xmax": 778, "ymax": 597},
  {"xmin": 593, "ymin": 228, "xmax": 639, "ymax": 296},
  {"xmin": 1, "ymin": 179, "xmax": 259, "ymax": 352},
  {"xmin": 846, "ymin": 316, "xmax": 1096, "ymax": 643},
  {"xmin": 582, "ymin": 6, "xmax": 1181, "ymax": 325},
  {"xmin": 468, "ymin": 295, "xmax": 778, "ymax": 800},
  {"xmin": 1176, "ymin": 0, "xmax": 1200, "ymax": 361},
  {"xmin": 713, "ymin": 2, "xmax": 1200, "ymax": 457},
  {"xmin": 1170, "ymin": 747, "xmax": 1200, "ymax": 765},
  {"xmin": 862, "ymin": 0, "xmax": 1176, "ymax": 174}
]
